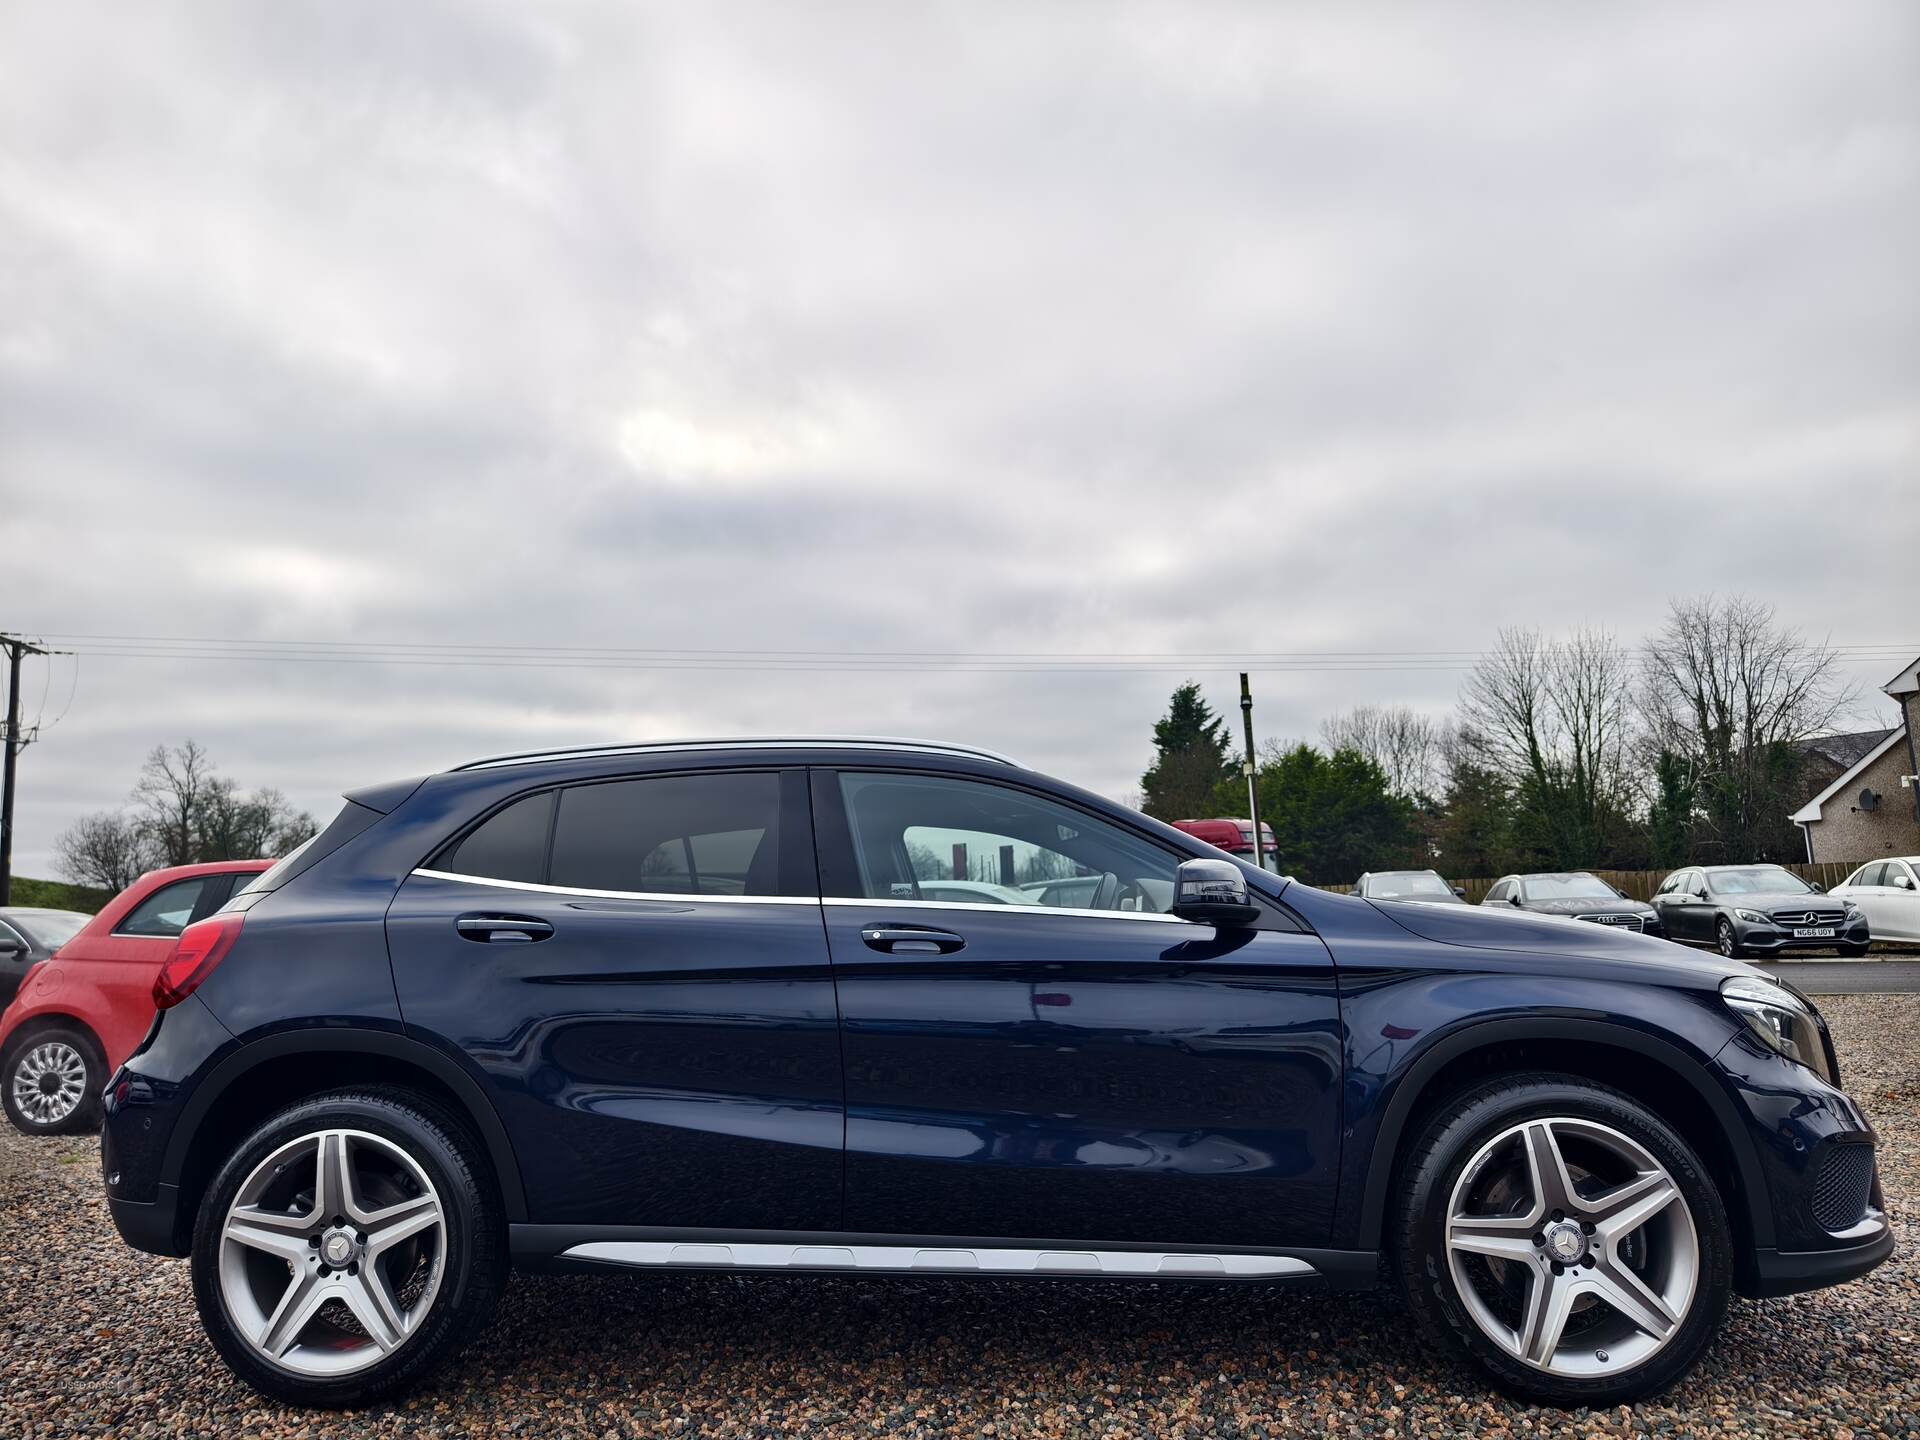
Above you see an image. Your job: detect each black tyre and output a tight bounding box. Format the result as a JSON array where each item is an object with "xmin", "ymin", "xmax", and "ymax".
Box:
[
  {"xmin": 2, "ymin": 1024, "xmax": 105, "ymax": 1135},
  {"xmin": 1394, "ymin": 1072, "xmax": 1732, "ymax": 1408},
  {"xmin": 189, "ymin": 1087, "xmax": 506, "ymax": 1407},
  {"xmin": 1715, "ymin": 919, "xmax": 1744, "ymax": 959}
]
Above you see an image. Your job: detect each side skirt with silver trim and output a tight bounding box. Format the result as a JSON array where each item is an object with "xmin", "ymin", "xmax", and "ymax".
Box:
[{"xmin": 558, "ymin": 1240, "xmax": 1315, "ymax": 1279}]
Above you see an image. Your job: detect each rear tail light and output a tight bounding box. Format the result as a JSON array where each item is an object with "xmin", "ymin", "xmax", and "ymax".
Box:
[{"xmin": 153, "ymin": 912, "xmax": 246, "ymax": 1010}]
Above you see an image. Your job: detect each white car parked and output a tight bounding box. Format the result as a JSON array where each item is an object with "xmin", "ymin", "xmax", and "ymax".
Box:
[{"xmin": 1830, "ymin": 856, "xmax": 1920, "ymax": 944}]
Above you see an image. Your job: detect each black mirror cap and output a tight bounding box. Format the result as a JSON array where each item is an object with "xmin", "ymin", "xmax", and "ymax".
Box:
[
  {"xmin": 1452, "ymin": 885, "xmax": 1467, "ymax": 898},
  {"xmin": 1170, "ymin": 858, "xmax": 1257, "ymax": 927}
]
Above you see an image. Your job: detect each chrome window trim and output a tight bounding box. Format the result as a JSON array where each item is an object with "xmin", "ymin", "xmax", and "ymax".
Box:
[
  {"xmin": 821, "ymin": 895, "xmax": 1188, "ymax": 925},
  {"xmin": 410, "ymin": 868, "xmax": 817, "ymax": 906},
  {"xmin": 410, "ymin": 869, "xmax": 1193, "ymax": 923},
  {"xmin": 559, "ymin": 1240, "xmax": 1314, "ymax": 1278},
  {"xmin": 456, "ymin": 736, "xmax": 1021, "ymax": 772}
]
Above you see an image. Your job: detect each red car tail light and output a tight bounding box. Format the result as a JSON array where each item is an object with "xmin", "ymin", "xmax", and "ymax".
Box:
[{"xmin": 153, "ymin": 912, "xmax": 246, "ymax": 1010}]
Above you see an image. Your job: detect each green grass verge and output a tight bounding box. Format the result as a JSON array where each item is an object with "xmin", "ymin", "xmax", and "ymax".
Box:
[{"xmin": 6, "ymin": 876, "xmax": 110, "ymax": 914}]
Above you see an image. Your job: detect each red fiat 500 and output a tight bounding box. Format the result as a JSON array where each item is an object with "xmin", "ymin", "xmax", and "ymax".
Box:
[{"xmin": 1, "ymin": 859, "xmax": 271, "ymax": 1134}]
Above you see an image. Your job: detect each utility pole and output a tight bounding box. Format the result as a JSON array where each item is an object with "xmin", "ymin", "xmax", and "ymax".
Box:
[
  {"xmin": 1239, "ymin": 672, "xmax": 1265, "ymax": 873},
  {"xmin": 1, "ymin": 634, "xmax": 53, "ymax": 906}
]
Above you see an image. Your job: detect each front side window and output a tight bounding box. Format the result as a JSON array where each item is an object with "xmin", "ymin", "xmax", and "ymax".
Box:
[
  {"xmin": 115, "ymin": 878, "xmax": 208, "ymax": 938},
  {"xmin": 835, "ymin": 772, "xmax": 1177, "ymax": 913}
]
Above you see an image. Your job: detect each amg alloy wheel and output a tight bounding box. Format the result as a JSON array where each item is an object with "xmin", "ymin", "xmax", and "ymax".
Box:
[
  {"xmin": 192, "ymin": 1089, "xmax": 504, "ymax": 1407},
  {"xmin": 216, "ymin": 1129, "xmax": 447, "ymax": 1376},
  {"xmin": 1398, "ymin": 1073, "xmax": 1731, "ymax": 1406},
  {"xmin": 1443, "ymin": 1118, "xmax": 1697, "ymax": 1377}
]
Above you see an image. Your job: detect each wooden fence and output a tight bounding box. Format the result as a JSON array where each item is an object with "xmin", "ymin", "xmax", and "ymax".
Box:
[{"xmin": 1318, "ymin": 861, "xmax": 1861, "ymax": 904}]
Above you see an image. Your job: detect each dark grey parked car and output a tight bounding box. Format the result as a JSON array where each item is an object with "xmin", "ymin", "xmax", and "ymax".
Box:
[
  {"xmin": 1483, "ymin": 872, "xmax": 1665, "ymax": 938},
  {"xmin": 0, "ymin": 907, "xmax": 90, "ymax": 1007},
  {"xmin": 1650, "ymin": 865, "xmax": 1870, "ymax": 958}
]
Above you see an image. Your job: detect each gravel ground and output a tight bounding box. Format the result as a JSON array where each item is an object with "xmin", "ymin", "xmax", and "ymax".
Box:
[{"xmin": 3, "ymin": 995, "xmax": 1916, "ymax": 1439}]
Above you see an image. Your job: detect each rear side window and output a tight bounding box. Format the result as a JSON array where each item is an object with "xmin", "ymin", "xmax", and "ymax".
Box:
[
  {"xmin": 550, "ymin": 773, "xmax": 783, "ymax": 896},
  {"xmin": 116, "ymin": 877, "xmax": 208, "ymax": 937},
  {"xmin": 1854, "ymin": 862, "xmax": 1885, "ymax": 887},
  {"xmin": 441, "ymin": 791, "xmax": 554, "ymax": 885}
]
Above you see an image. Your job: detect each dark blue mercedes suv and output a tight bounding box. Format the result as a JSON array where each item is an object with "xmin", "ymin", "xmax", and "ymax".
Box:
[{"xmin": 99, "ymin": 738, "xmax": 1891, "ymax": 1408}]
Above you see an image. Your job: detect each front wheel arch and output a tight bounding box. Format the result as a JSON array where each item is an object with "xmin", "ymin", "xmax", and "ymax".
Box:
[{"xmin": 1354, "ymin": 1020, "xmax": 1772, "ymax": 1259}]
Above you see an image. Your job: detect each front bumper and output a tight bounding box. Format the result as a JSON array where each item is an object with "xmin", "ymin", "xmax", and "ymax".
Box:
[
  {"xmin": 1749, "ymin": 1218, "xmax": 1895, "ymax": 1297},
  {"xmin": 1716, "ymin": 1027, "xmax": 1895, "ymax": 1295},
  {"xmin": 1733, "ymin": 913, "xmax": 1870, "ymax": 954}
]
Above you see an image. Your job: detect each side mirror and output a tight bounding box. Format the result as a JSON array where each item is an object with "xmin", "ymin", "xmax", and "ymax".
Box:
[
  {"xmin": 1452, "ymin": 886, "xmax": 1466, "ymax": 898},
  {"xmin": 1170, "ymin": 859, "xmax": 1257, "ymax": 927},
  {"xmin": 1809, "ymin": 883, "xmax": 1825, "ymax": 894},
  {"xmin": 1897, "ymin": 875, "xmax": 1916, "ymax": 890},
  {"xmin": 1508, "ymin": 894, "xmax": 1523, "ymax": 907}
]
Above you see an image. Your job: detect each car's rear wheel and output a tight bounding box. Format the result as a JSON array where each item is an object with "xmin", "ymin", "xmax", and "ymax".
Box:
[
  {"xmin": 2, "ymin": 1025, "xmax": 104, "ymax": 1135},
  {"xmin": 1395, "ymin": 1073, "xmax": 1731, "ymax": 1407},
  {"xmin": 1715, "ymin": 919, "xmax": 1744, "ymax": 959},
  {"xmin": 190, "ymin": 1088, "xmax": 505, "ymax": 1407}
]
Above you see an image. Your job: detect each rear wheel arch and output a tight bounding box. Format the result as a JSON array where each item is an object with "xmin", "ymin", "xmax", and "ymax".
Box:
[
  {"xmin": 1355, "ymin": 1019, "xmax": 1771, "ymax": 1261},
  {"xmin": 166, "ymin": 1030, "xmax": 527, "ymax": 1253},
  {"xmin": 2, "ymin": 1011, "xmax": 106, "ymax": 1061}
]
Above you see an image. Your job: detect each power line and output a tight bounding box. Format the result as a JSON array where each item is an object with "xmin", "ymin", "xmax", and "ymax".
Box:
[{"xmin": 20, "ymin": 630, "xmax": 1918, "ymax": 676}]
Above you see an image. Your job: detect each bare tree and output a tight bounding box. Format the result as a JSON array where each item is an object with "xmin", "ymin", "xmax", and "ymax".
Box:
[
  {"xmin": 1459, "ymin": 626, "xmax": 1638, "ymax": 867},
  {"xmin": 54, "ymin": 811, "xmax": 157, "ymax": 892},
  {"xmin": 134, "ymin": 740, "xmax": 217, "ymax": 866},
  {"xmin": 196, "ymin": 780, "xmax": 318, "ymax": 860},
  {"xmin": 1321, "ymin": 705, "xmax": 1453, "ymax": 799},
  {"xmin": 1639, "ymin": 595, "xmax": 1855, "ymax": 861}
]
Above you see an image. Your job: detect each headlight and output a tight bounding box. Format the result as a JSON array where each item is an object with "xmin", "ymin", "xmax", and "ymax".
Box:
[
  {"xmin": 1842, "ymin": 902, "xmax": 1862, "ymax": 920},
  {"xmin": 1734, "ymin": 909, "xmax": 1770, "ymax": 925},
  {"xmin": 1720, "ymin": 975, "xmax": 1834, "ymax": 1084}
]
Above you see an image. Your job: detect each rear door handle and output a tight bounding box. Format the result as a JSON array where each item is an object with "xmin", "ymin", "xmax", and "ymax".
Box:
[
  {"xmin": 457, "ymin": 914, "xmax": 554, "ymax": 944},
  {"xmin": 860, "ymin": 926, "xmax": 965, "ymax": 955}
]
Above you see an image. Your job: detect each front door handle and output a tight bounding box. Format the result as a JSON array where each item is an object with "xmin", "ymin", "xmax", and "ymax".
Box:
[
  {"xmin": 457, "ymin": 914, "xmax": 555, "ymax": 944},
  {"xmin": 860, "ymin": 926, "xmax": 965, "ymax": 955}
]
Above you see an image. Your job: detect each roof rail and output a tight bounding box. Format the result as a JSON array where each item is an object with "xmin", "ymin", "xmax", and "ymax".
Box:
[{"xmin": 452, "ymin": 736, "xmax": 1023, "ymax": 773}]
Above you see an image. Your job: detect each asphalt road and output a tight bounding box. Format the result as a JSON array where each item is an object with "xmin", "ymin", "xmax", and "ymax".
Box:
[{"xmin": 1760, "ymin": 957, "xmax": 1920, "ymax": 993}]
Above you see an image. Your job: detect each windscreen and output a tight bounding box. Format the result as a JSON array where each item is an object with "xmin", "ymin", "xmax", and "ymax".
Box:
[{"xmin": 1522, "ymin": 874, "xmax": 1619, "ymax": 901}]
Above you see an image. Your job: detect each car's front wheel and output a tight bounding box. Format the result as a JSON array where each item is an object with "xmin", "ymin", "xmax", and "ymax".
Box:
[
  {"xmin": 2, "ymin": 1025, "xmax": 104, "ymax": 1135},
  {"xmin": 1715, "ymin": 919, "xmax": 1744, "ymax": 959},
  {"xmin": 190, "ymin": 1088, "xmax": 505, "ymax": 1407},
  {"xmin": 1395, "ymin": 1073, "xmax": 1731, "ymax": 1407}
]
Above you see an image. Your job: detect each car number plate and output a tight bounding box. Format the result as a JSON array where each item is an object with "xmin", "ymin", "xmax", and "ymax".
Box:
[{"xmin": 1793, "ymin": 927, "xmax": 1836, "ymax": 939}]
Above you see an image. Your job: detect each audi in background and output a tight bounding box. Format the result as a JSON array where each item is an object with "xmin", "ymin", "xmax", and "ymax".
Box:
[
  {"xmin": 1830, "ymin": 857, "xmax": 1920, "ymax": 945},
  {"xmin": 1483, "ymin": 872, "xmax": 1664, "ymax": 937},
  {"xmin": 1650, "ymin": 865, "xmax": 1870, "ymax": 959}
]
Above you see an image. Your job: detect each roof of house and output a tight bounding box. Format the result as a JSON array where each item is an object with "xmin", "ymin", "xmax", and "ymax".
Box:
[
  {"xmin": 1791, "ymin": 724, "xmax": 1910, "ymax": 825},
  {"xmin": 1886, "ymin": 657, "xmax": 1920, "ymax": 699},
  {"xmin": 1796, "ymin": 727, "xmax": 1897, "ymax": 771}
]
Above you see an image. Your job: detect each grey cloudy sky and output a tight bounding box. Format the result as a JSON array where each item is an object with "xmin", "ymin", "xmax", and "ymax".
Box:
[{"xmin": 3, "ymin": 1, "xmax": 1918, "ymax": 876}]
